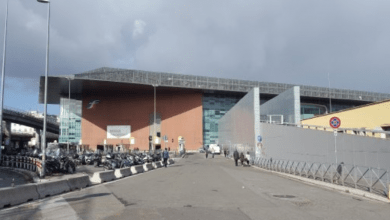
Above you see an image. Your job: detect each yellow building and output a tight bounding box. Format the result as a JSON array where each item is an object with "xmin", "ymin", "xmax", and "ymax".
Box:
[{"xmin": 301, "ymin": 99, "xmax": 390, "ymax": 138}]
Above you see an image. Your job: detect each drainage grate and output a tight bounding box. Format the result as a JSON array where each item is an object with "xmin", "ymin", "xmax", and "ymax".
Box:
[{"xmin": 273, "ymin": 195, "xmax": 296, "ymax": 199}]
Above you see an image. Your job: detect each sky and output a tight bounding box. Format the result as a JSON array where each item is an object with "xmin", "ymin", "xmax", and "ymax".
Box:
[{"xmin": 0, "ymin": 0, "xmax": 389, "ymax": 115}]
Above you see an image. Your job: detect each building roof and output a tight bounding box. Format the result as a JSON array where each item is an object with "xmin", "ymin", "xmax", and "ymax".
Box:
[
  {"xmin": 39, "ymin": 67, "xmax": 390, "ymax": 104},
  {"xmin": 301, "ymin": 98, "xmax": 390, "ymax": 121}
]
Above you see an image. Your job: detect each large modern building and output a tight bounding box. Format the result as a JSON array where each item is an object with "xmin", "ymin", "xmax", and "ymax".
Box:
[{"xmin": 39, "ymin": 67, "xmax": 390, "ymax": 151}]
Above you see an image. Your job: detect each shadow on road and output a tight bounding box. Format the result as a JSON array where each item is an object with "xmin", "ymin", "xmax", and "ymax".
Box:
[{"xmin": 63, "ymin": 193, "xmax": 111, "ymax": 202}]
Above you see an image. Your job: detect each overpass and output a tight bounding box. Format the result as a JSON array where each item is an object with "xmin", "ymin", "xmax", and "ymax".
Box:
[{"xmin": 2, "ymin": 107, "xmax": 59, "ymax": 134}]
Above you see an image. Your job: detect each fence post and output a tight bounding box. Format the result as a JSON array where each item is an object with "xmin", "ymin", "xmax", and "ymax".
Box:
[
  {"xmin": 354, "ymin": 165, "xmax": 357, "ymax": 189},
  {"xmin": 369, "ymin": 167, "xmax": 372, "ymax": 193},
  {"xmin": 341, "ymin": 164, "xmax": 344, "ymax": 186}
]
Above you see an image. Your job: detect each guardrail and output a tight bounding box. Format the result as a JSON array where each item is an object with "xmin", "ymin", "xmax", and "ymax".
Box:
[{"xmin": 253, "ymin": 157, "xmax": 390, "ymax": 198}]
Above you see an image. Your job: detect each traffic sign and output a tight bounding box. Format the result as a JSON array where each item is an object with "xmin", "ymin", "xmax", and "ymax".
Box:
[
  {"xmin": 257, "ymin": 135, "xmax": 262, "ymax": 142},
  {"xmin": 329, "ymin": 117, "xmax": 341, "ymax": 129}
]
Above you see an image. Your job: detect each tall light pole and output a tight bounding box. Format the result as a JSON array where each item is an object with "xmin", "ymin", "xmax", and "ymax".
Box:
[
  {"xmin": 153, "ymin": 84, "xmax": 158, "ymax": 151},
  {"xmin": 65, "ymin": 77, "xmax": 73, "ymax": 154},
  {"xmin": 37, "ymin": 0, "xmax": 50, "ymax": 177},
  {"xmin": 0, "ymin": 0, "xmax": 10, "ymax": 159}
]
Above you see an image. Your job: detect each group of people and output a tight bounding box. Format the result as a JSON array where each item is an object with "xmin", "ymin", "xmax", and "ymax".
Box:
[
  {"xmin": 205, "ymin": 147, "xmax": 250, "ymax": 167},
  {"xmin": 233, "ymin": 150, "xmax": 250, "ymax": 166}
]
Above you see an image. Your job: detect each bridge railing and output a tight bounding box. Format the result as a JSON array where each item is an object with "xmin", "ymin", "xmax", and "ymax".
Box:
[
  {"xmin": 253, "ymin": 157, "xmax": 390, "ymax": 198},
  {"xmin": 3, "ymin": 106, "xmax": 59, "ymax": 126}
]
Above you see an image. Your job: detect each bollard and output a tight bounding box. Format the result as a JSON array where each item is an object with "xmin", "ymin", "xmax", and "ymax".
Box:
[
  {"xmin": 10, "ymin": 156, "xmax": 15, "ymax": 168},
  {"xmin": 15, "ymin": 156, "xmax": 19, "ymax": 168},
  {"xmin": 23, "ymin": 157, "xmax": 27, "ymax": 169},
  {"xmin": 11, "ymin": 178, "xmax": 14, "ymax": 187},
  {"xmin": 32, "ymin": 158, "xmax": 36, "ymax": 172},
  {"xmin": 28, "ymin": 157, "xmax": 33, "ymax": 171}
]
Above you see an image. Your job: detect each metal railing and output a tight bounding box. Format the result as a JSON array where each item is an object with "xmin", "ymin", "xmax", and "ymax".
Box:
[{"xmin": 253, "ymin": 157, "xmax": 390, "ymax": 198}]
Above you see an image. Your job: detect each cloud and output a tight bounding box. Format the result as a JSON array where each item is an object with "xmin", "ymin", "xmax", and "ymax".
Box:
[
  {"xmin": 133, "ymin": 19, "xmax": 147, "ymax": 38},
  {"xmin": 0, "ymin": 0, "xmax": 390, "ymax": 115}
]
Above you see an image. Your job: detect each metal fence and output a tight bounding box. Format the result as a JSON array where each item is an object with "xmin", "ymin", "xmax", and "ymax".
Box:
[{"xmin": 253, "ymin": 157, "xmax": 389, "ymax": 198}]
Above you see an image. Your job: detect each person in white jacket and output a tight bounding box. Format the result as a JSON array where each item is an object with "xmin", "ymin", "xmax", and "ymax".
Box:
[{"xmin": 211, "ymin": 148, "xmax": 215, "ymax": 158}]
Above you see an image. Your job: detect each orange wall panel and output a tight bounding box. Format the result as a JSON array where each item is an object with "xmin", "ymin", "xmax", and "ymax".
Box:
[{"xmin": 82, "ymin": 90, "xmax": 203, "ymax": 151}]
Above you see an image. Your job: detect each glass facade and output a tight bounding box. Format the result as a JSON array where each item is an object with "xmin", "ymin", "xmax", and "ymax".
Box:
[
  {"xmin": 202, "ymin": 93, "xmax": 243, "ymax": 146},
  {"xmin": 59, "ymin": 98, "xmax": 82, "ymax": 144}
]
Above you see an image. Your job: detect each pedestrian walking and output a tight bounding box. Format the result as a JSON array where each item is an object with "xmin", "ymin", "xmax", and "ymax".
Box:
[
  {"xmin": 205, "ymin": 149, "xmax": 208, "ymax": 159},
  {"xmin": 240, "ymin": 152, "xmax": 245, "ymax": 166},
  {"xmin": 163, "ymin": 148, "xmax": 169, "ymax": 167},
  {"xmin": 211, "ymin": 148, "xmax": 215, "ymax": 158},
  {"xmin": 233, "ymin": 149, "xmax": 239, "ymax": 166},
  {"xmin": 224, "ymin": 149, "xmax": 227, "ymax": 157}
]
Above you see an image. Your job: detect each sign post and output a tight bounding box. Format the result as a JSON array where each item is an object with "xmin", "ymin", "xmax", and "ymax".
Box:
[{"xmin": 329, "ymin": 117, "xmax": 341, "ymax": 164}]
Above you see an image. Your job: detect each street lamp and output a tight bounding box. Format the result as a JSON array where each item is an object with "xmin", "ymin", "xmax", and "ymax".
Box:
[
  {"xmin": 0, "ymin": 0, "xmax": 10, "ymax": 159},
  {"xmin": 65, "ymin": 77, "xmax": 73, "ymax": 154},
  {"xmin": 37, "ymin": 0, "xmax": 50, "ymax": 177},
  {"xmin": 152, "ymin": 84, "xmax": 158, "ymax": 151}
]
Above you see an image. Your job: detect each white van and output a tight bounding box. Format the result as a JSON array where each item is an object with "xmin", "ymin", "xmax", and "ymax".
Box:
[{"xmin": 208, "ymin": 144, "xmax": 221, "ymax": 154}]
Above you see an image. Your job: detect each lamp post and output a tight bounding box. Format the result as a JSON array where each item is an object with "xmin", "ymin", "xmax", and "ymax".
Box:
[
  {"xmin": 153, "ymin": 84, "xmax": 158, "ymax": 151},
  {"xmin": 37, "ymin": 0, "xmax": 50, "ymax": 177},
  {"xmin": 65, "ymin": 77, "xmax": 73, "ymax": 154},
  {"xmin": 0, "ymin": 0, "xmax": 9, "ymax": 159}
]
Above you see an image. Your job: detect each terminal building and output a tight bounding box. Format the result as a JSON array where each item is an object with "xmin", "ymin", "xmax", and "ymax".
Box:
[{"xmin": 39, "ymin": 67, "xmax": 390, "ymax": 151}]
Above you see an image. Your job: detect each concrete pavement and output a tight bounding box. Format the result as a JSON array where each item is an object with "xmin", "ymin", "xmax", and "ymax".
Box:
[{"xmin": 1, "ymin": 153, "xmax": 389, "ymax": 220}]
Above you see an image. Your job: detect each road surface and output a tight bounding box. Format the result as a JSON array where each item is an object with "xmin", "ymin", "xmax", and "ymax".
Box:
[{"xmin": 1, "ymin": 153, "xmax": 389, "ymax": 219}]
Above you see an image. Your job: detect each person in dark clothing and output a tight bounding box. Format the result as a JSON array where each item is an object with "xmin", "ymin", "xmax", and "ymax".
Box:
[
  {"xmin": 233, "ymin": 150, "xmax": 239, "ymax": 166},
  {"xmin": 224, "ymin": 149, "xmax": 227, "ymax": 157},
  {"xmin": 163, "ymin": 148, "xmax": 169, "ymax": 167},
  {"xmin": 205, "ymin": 150, "xmax": 208, "ymax": 159},
  {"xmin": 240, "ymin": 152, "xmax": 245, "ymax": 166}
]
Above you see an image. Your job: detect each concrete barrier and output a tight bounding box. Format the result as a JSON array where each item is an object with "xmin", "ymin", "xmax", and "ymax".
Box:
[
  {"xmin": 152, "ymin": 161, "xmax": 163, "ymax": 169},
  {"xmin": 168, "ymin": 159, "xmax": 175, "ymax": 165},
  {"xmin": 143, "ymin": 163, "xmax": 154, "ymax": 172},
  {"xmin": 114, "ymin": 168, "xmax": 131, "ymax": 178},
  {"xmin": 89, "ymin": 170, "xmax": 116, "ymax": 184},
  {"xmin": 0, "ymin": 184, "xmax": 39, "ymax": 208},
  {"xmin": 36, "ymin": 179, "xmax": 71, "ymax": 199},
  {"xmin": 67, "ymin": 175, "xmax": 91, "ymax": 191},
  {"xmin": 130, "ymin": 165, "xmax": 144, "ymax": 175}
]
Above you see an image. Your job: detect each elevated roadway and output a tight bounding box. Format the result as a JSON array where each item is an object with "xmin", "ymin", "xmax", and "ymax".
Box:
[{"xmin": 2, "ymin": 108, "xmax": 59, "ymax": 134}]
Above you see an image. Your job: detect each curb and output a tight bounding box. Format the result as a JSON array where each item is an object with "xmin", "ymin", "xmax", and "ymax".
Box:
[{"xmin": 251, "ymin": 165, "xmax": 390, "ymax": 203}]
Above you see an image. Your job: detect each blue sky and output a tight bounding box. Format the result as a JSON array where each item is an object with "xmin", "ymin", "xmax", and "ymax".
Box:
[{"xmin": 3, "ymin": 76, "xmax": 59, "ymax": 115}]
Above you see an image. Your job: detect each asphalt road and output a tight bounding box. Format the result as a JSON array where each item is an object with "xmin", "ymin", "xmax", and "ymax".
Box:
[{"xmin": 1, "ymin": 153, "xmax": 390, "ymax": 220}]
